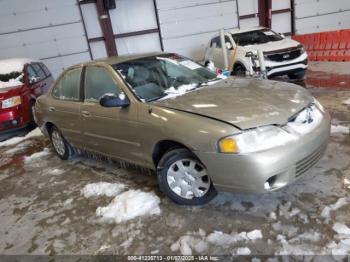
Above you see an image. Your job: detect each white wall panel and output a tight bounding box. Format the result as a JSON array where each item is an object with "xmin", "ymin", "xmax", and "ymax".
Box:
[
  {"xmin": 90, "ymin": 41, "xmax": 108, "ymax": 60},
  {"xmin": 0, "ymin": 0, "xmax": 91, "ymax": 78},
  {"xmin": 110, "ymin": 0, "xmax": 158, "ymax": 34},
  {"xmin": 295, "ymin": 10, "xmax": 350, "ymax": 34},
  {"xmin": 163, "ymin": 32, "xmax": 215, "ymax": 61},
  {"xmin": 116, "ymin": 33, "xmax": 162, "ymax": 56},
  {"xmin": 295, "ymin": 0, "xmax": 350, "ymax": 18},
  {"xmin": 295, "ymin": 0, "xmax": 350, "ymax": 34},
  {"xmin": 43, "ymin": 52, "xmax": 91, "ymax": 78},
  {"xmin": 80, "ymin": 3, "xmax": 103, "ymax": 39},
  {"xmin": 157, "ymin": 0, "xmax": 238, "ymax": 61},
  {"xmin": 272, "ymin": 13, "xmax": 291, "ymax": 34},
  {"xmin": 238, "ymin": 0, "xmax": 258, "ymax": 15},
  {"xmin": 272, "ymin": 0, "xmax": 290, "ymax": 11},
  {"xmin": 160, "ymin": 1, "xmax": 237, "ymax": 39},
  {"xmin": 239, "ymin": 17, "xmax": 259, "ymax": 29}
]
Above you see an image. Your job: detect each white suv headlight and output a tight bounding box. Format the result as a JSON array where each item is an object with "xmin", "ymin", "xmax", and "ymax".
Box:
[
  {"xmin": 218, "ymin": 125, "xmax": 298, "ymax": 154},
  {"xmin": 2, "ymin": 96, "xmax": 21, "ymax": 109}
]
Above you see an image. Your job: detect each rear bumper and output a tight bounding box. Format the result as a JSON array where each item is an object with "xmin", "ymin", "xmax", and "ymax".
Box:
[{"xmin": 196, "ymin": 111, "xmax": 331, "ymax": 193}]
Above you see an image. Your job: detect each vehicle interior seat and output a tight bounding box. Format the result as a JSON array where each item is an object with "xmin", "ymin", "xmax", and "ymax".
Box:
[{"xmin": 129, "ymin": 66, "xmax": 164, "ymax": 101}]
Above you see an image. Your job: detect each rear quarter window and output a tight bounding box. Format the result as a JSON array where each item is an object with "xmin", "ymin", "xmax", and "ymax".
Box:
[{"xmin": 39, "ymin": 63, "xmax": 51, "ymax": 77}]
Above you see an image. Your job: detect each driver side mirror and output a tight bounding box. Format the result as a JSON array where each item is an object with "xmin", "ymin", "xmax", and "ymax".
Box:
[{"xmin": 99, "ymin": 93, "xmax": 130, "ymax": 108}]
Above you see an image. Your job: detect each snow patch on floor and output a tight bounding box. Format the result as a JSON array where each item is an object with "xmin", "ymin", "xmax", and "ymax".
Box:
[
  {"xmin": 321, "ymin": 197, "xmax": 349, "ymax": 219},
  {"xmin": 0, "ymin": 128, "xmax": 42, "ymax": 147},
  {"xmin": 24, "ymin": 148, "xmax": 50, "ymax": 163},
  {"xmin": 342, "ymin": 98, "xmax": 350, "ymax": 105},
  {"xmin": 235, "ymin": 247, "xmax": 251, "ymax": 255},
  {"xmin": 331, "ymin": 125, "xmax": 350, "ymax": 135},
  {"xmin": 96, "ymin": 189, "xmax": 161, "ymax": 223},
  {"xmin": 171, "ymin": 229, "xmax": 263, "ymax": 255},
  {"xmin": 332, "ymin": 222, "xmax": 350, "ymax": 235},
  {"xmin": 48, "ymin": 169, "xmax": 65, "ymax": 176},
  {"xmin": 82, "ymin": 182, "xmax": 125, "ymax": 198}
]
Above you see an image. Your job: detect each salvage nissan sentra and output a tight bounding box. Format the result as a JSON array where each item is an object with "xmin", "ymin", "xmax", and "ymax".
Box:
[{"xmin": 34, "ymin": 53, "xmax": 330, "ymax": 205}]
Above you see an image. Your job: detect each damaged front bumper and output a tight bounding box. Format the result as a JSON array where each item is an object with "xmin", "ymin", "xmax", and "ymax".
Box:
[{"xmin": 196, "ymin": 111, "xmax": 331, "ymax": 194}]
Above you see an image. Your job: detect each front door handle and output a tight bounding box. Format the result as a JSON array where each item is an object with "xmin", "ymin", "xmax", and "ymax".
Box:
[
  {"xmin": 81, "ymin": 110, "xmax": 91, "ymax": 117},
  {"xmin": 49, "ymin": 106, "xmax": 55, "ymax": 112}
]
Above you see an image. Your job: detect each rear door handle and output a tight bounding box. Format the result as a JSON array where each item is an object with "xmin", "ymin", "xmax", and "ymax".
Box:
[
  {"xmin": 49, "ymin": 106, "xmax": 55, "ymax": 112},
  {"xmin": 81, "ymin": 110, "xmax": 91, "ymax": 117}
]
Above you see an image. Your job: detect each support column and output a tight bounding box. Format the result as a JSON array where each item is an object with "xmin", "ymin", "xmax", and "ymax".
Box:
[
  {"xmin": 258, "ymin": 0, "xmax": 272, "ymax": 28},
  {"xmin": 95, "ymin": 0, "xmax": 117, "ymax": 56}
]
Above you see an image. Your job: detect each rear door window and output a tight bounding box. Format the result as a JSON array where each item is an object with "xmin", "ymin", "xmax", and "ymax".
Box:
[
  {"xmin": 27, "ymin": 65, "xmax": 40, "ymax": 84},
  {"xmin": 52, "ymin": 67, "xmax": 82, "ymax": 101}
]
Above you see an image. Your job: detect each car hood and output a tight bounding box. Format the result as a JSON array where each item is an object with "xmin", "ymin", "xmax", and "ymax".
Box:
[
  {"xmin": 0, "ymin": 85, "xmax": 22, "ymax": 99},
  {"xmin": 153, "ymin": 78, "xmax": 313, "ymax": 130},
  {"xmin": 243, "ymin": 38, "xmax": 301, "ymax": 53}
]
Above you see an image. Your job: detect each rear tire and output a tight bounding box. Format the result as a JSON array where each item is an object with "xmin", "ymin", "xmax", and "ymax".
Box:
[
  {"xmin": 157, "ymin": 148, "xmax": 217, "ymax": 205},
  {"xmin": 50, "ymin": 126, "xmax": 73, "ymax": 160},
  {"xmin": 288, "ymin": 70, "xmax": 306, "ymax": 80}
]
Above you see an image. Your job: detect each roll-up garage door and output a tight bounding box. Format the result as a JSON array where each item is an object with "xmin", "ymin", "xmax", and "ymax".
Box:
[
  {"xmin": 156, "ymin": 0, "xmax": 239, "ymax": 61},
  {"xmin": 294, "ymin": 0, "xmax": 350, "ymax": 34},
  {"xmin": 0, "ymin": 0, "xmax": 91, "ymax": 78}
]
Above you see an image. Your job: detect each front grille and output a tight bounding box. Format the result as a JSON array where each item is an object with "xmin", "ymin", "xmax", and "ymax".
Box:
[
  {"xmin": 295, "ymin": 143, "xmax": 327, "ymax": 177},
  {"xmin": 267, "ymin": 49, "xmax": 302, "ymax": 62}
]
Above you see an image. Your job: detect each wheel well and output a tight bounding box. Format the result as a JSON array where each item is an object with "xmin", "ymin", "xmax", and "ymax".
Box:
[
  {"xmin": 45, "ymin": 122, "xmax": 55, "ymax": 134},
  {"xmin": 152, "ymin": 140, "xmax": 190, "ymax": 167},
  {"xmin": 233, "ymin": 62, "xmax": 246, "ymax": 71}
]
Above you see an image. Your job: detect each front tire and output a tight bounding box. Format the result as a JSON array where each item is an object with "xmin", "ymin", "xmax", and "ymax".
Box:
[
  {"xmin": 157, "ymin": 148, "xmax": 217, "ymax": 205},
  {"xmin": 50, "ymin": 126, "xmax": 73, "ymax": 160},
  {"xmin": 232, "ymin": 64, "xmax": 247, "ymax": 76}
]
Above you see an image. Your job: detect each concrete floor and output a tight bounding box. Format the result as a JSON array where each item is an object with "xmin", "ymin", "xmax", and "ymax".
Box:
[{"xmin": 0, "ymin": 62, "xmax": 350, "ymax": 257}]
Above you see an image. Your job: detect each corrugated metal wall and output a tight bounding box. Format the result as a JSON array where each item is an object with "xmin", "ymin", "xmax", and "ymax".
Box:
[
  {"xmin": 0, "ymin": 0, "xmax": 91, "ymax": 77},
  {"xmin": 295, "ymin": 0, "xmax": 350, "ymax": 34},
  {"xmin": 0, "ymin": 0, "xmax": 349, "ymax": 77},
  {"xmin": 156, "ymin": 0, "xmax": 239, "ymax": 61}
]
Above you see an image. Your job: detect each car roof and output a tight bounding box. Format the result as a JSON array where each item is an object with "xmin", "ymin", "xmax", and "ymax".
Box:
[
  {"xmin": 68, "ymin": 52, "xmax": 169, "ymax": 71},
  {"xmin": 227, "ymin": 26, "xmax": 267, "ymax": 35}
]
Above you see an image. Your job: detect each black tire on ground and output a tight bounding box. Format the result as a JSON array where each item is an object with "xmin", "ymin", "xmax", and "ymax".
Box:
[
  {"xmin": 157, "ymin": 148, "xmax": 217, "ymax": 205},
  {"xmin": 232, "ymin": 64, "xmax": 247, "ymax": 76},
  {"xmin": 49, "ymin": 126, "xmax": 73, "ymax": 160},
  {"xmin": 288, "ymin": 70, "xmax": 306, "ymax": 80}
]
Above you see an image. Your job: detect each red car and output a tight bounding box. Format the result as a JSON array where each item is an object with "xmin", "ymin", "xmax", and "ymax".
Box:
[{"xmin": 0, "ymin": 58, "xmax": 54, "ymax": 134}]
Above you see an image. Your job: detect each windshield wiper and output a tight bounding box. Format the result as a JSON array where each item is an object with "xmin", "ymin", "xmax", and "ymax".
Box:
[{"xmin": 147, "ymin": 94, "xmax": 168, "ymax": 102}]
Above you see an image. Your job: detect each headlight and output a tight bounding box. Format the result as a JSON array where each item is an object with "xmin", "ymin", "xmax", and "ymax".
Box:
[
  {"xmin": 300, "ymin": 45, "xmax": 306, "ymax": 54},
  {"xmin": 218, "ymin": 126, "xmax": 298, "ymax": 154},
  {"xmin": 2, "ymin": 96, "xmax": 21, "ymax": 109}
]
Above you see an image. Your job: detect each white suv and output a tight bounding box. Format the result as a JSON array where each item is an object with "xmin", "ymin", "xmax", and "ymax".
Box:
[{"xmin": 204, "ymin": 27, "xmax": 308, "ymax": 79}]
